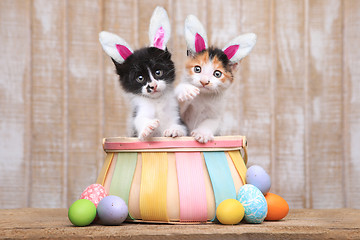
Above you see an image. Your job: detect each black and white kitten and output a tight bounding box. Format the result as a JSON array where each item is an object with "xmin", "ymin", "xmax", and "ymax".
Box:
[{"xmin": 99, "ymin": 7, "xmax": 186, "ymax": 140}]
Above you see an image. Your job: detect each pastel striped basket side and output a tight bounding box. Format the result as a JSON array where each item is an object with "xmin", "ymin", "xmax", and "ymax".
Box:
[{"xmin": 97, "ymin": 136, "xmax": 248, "ymax": 223}]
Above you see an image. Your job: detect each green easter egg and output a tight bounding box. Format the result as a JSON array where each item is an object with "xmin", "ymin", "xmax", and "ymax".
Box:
[{"xmin": 68, "ymin": 199, "xmax": 96, "ymax": 227}]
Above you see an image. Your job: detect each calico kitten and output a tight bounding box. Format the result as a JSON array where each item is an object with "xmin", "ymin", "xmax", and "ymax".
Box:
[
  {"xmin": 99, "ymin": 7, "xmax": 186, "ymax": 140},
  {"xmin": 176, "ymin": 15, "xmax": 256, "ymax": 143}
]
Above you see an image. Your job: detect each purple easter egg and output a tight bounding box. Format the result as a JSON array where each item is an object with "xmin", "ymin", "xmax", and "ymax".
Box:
[
  {"xmin": 97, "ymin": 195, "xmax": 128, "ymax": 225},
  {"xmin": 246, "ymin": 165, "xmax": 271, "ymax": 195}
]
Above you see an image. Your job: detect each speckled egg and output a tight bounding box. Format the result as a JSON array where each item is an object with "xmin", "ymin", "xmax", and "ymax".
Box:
[
  {"xmin": 97, "ymin": 195, "xmax": 128, "ymax": 225},
  {"xmin": 246, "ymin": 165, "xmax": 271, "ymax": 195},
  {"xmin": 80, "ymin": 184, "xmax": 107, "ymax": 207},
  {"xmin": 237, "ymin": 184, "xmax": 268, "ymax": 224}
]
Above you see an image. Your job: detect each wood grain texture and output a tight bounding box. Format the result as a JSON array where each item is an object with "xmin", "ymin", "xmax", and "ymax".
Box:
[
  {"xmin": 1, "ymin": 208, "xmax": 360, "ymax": 239},
  {"xmin": 66, "ymin": 0, "xmax": 103, "ymax": 206},
  {"xmin": 273, "ymin": 0, "xmax": 306, "ymax": 208},
  {"xmin": 343, "ymin": 0, "xmax": 360, "ymax": 209},
  {"xmin": 102, "ymin": 0, "xmax": 136, "ymax": 139},
  {"xmin": 0, "ymin": 0, "xmax": 31, "ymax": 208},
  {"xmin": 308, "ymin": 0, "xmax": 344, "ymax": 208},
  {"xmin": 30, "ymin": 0, "xmax": 66, "ymax": 207},
  {"xmin": 237, "ymin": 0, "xmax": 273, "ymax": 174}
]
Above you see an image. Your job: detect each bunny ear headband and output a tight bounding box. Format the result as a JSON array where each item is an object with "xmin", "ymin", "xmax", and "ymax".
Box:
[
  {"xmin": 99, "ymin": 6, "xmax": 171, "ymax": 64},
  {"xmin": 184, "ymin": 15, "xmax": 257, "ymax": 63}
]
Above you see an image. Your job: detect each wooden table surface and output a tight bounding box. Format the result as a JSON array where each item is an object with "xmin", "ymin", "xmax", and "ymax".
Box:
[{"xmin": 0, "ymin": 208, "xmax": 359, "ymax": 239}]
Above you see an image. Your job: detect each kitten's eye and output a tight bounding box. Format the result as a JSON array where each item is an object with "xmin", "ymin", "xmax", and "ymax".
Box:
[
  {"xmin": 213, "ymin": 70, "xmax": 222, "ymax": 78},
  {"xmin": 136, "ymin": 75, "xmax": 144, "ymax": 83},
  {"xmin": 155, "ymin": 70, "xmax": 163, "ymax": 77},
  {"xmin": 194, "ymin": 66, "xmax": 201, "ymax": 73}
]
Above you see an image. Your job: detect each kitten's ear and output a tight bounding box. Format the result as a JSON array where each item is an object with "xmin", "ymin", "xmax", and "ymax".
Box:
[
  {"xmin": 149, "ymin": 6, "xmax": 171, "ymax": 50},
  {"xmin": 222, "ymin": 33, "xmax": 257, "ymax": 63},
  {"xmin": 99, "ymin": 31, "xmax": 134, "ymax": 64},
  {"xmin": 184, "ymin": 15, "xmax": 208, "ymax": 54}
]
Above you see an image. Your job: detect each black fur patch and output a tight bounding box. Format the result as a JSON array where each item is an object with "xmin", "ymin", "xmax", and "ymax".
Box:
[
  {"xmin": 207, "ymin": 47, "xmax": 232, "ymax": 73},
  {"xmin": 111, "ymin": 47, "xmax": 175, "ymax": 95},
  {"xmin": 192, "ymin": 47, "xmax": 233, "ymax": 73}
]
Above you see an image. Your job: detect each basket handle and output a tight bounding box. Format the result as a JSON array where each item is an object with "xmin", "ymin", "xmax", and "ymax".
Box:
[{"xmin": 241, "ymin": 136, "xmax": 248, "ymax": 165}]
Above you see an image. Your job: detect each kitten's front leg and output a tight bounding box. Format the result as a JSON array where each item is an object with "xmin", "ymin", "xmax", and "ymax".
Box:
[
  {"xmin": 175, "ymin": 83, "xmax": 200, "ymax": 102},
  {"xmin": 137, "ymin": 118, "xmax": 160, "ymax": 140},
  {"xmin": 191, "ymin": 118, "xmax": 221, "ymax": 143},
  {"xmin": 162, "ymin": 98, "xmax": 187, "ymax": 138},
  {"xmin": 134, "ymin": 105, "xmax": 159, "ymax": 141}
]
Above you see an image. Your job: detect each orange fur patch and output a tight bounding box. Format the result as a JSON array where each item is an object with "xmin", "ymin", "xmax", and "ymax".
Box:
[
  {"xmin": 212, "ymin": 56, "xmax": 233, "ymax": 83},
  {"xmin": 185, "ymin": 51, "xmax": 209, "ymax": 75},
  {"xmin": 185, "ymin": 51, "xmax": 233, "ymax": 83}
]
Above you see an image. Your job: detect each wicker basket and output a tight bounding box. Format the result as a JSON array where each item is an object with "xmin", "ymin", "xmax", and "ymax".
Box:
[{"xmin": 96, "ymin": 136, "xmax": 248, "ymax": 223}]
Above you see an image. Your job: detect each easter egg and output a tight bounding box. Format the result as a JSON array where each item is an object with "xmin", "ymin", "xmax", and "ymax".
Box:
[
  {"xmin": 80, "ymin": 184, "xmax": 107, "ymax": 207},
  {"xmin": 97, "ymin": 195, "xmax": 128, "ymax": 225},
  {"xmin": 68, "ymin": 199, "xmax": 97, "ymax": 227},
  {"xmin": 265, "ymin": 192, "xmax": 289, "ymax": 220},
  {"xmin": 216, "ymin": 199, "xmax": 245, "ymax": 225},
  {"xmin": 246, "ymin": 165, "xmax": 271, "ymax": 195},
  {"xmin": 237, "ymin": 184, "xmax": 268, "ymax": 224}
]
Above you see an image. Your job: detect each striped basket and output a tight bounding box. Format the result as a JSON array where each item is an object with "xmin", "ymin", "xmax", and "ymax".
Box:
[{"xmin": 96, "ymin": 136, "xmax": 248, "ymax": 223}]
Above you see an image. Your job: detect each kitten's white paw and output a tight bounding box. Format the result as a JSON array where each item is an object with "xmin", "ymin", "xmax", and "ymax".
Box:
[
  {"xmin": 163, "ymin": 125, "xmax": 187, "ymax": 138},
  {"xmin": 177, "ymin": 85, "xmax": 200, "ymax": 102},
  {"xmin": 191, "ymin": 129, "xmax": 214, "ymax": 143},
  {"xmin": 139, "ymin": 119, "xmax": 160, "ymax": 140}
]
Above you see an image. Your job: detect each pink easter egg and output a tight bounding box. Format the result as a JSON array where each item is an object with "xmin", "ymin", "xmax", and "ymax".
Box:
[{"xmin": 80, "ymin": 184, "xmax": 108, "ymax": 207}]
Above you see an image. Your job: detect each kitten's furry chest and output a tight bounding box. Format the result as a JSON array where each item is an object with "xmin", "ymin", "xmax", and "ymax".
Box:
[
  {"xmin": 129, "ymin": 90, "xmax": 180, "ymax": 135},
  {"xmin": 181, "ymin": 93, "xmax": 225, "ymax": 131},
  {"xmin": 151, "ymin": 96, "xmax": 176, "ymax": 121}
]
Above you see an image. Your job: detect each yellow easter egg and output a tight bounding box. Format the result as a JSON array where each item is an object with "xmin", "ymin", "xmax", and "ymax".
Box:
[{"xmin": 216, "ymin": 199, "xmax": 245, "ymax": 225}]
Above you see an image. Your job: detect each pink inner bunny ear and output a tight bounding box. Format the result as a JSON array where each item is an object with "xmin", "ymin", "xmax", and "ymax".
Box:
[
  {"xmin": 223, "ymin": 45, "xmax": 240, "ymax": 60},
  {"xmin": 153, "ymin": 27, "xmax": 165, "ymax": 49},
  {"xmin": 116, "ymin": 44, "xmax": 132, "ymax": 60},
  {"xmin": 195, "ymin": 33, "xmax": 206, "ymax": 52}
]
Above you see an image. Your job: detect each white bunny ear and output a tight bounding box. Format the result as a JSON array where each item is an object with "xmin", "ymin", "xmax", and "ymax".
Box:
[
  {"xmin": 184, "ymin": 15, "xmax": 208, "ymax": 54},
  {"xmin": 148, "ymin": 6, "xmax": 171, "ymax": 50},
  {"xmin": 99, "ymin": 31, "xmax": 134, "ymax": 64},
  {"xmin": 222, "ymin": 33, "xmax": 257, "ymax": 63}
]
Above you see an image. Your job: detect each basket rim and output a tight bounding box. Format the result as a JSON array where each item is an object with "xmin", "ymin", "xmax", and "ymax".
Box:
[{"xmin": 103, "ymin": 135, "xmax": 247, "ymax": 152}]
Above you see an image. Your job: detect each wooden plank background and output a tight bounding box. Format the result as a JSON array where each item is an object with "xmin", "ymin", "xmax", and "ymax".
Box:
[{"xmin": 0, "ymin": 0, "xmax": 359, "ymax": 209}]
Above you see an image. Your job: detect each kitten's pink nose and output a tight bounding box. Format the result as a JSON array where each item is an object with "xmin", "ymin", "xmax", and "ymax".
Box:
[
  {"xmin": 149, "ymin": 82, "xmax": 158, "ymax": 92},
  {"xmin": 200, "ymin": 80, "xmax": 210, "ymax": 87}
]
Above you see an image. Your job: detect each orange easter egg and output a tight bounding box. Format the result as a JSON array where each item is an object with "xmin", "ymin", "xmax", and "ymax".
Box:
[{"xmin": 265, "ymin": 192, "xmax": 289, "ymax": 221}]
